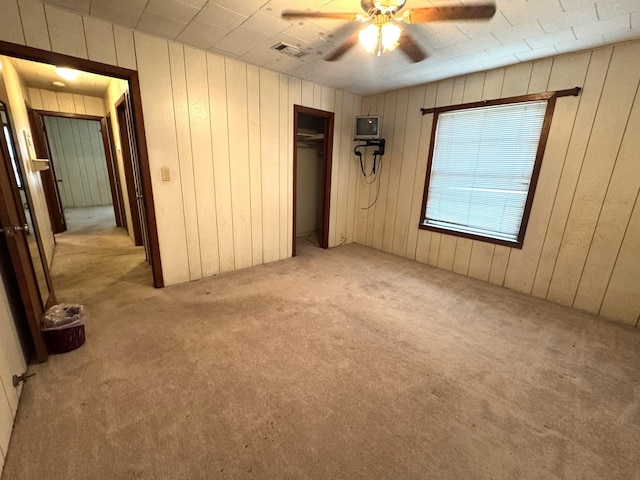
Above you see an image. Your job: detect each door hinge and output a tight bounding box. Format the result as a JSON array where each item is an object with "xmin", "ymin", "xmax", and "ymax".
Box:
[{"xmin": 0, "ymin": 224, "xmax": 28, "ymax": 237}]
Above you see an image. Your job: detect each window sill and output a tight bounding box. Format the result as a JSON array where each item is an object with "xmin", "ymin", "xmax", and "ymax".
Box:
[{"xmin": 418, "ymin": 223, "xmax": 524, "ymax": 249}]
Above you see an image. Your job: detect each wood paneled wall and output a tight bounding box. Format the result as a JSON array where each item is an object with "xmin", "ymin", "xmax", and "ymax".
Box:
[
  {"xmin": 0, "ymin": 55, "xmax": 54, "ymax": 266},
  {"xmin": 0, "ymin": 0, "xmax": 361, "ymax": 286},
  {"xmin": 43, "ymin": 116, "xmax": 112, "ymax": 208},
  {"xmin": 136, "ymin": 35, "xmax": 360, "ymax": 284},
  {"xmin": 0, "ymin": 270, "xmax": 26, "ymax": 475},
  {"xmin": 28, "ymin": 88, "xmax": 104, "ymax": 116},
  {"xmin": 356, "ymin": 41, "xmax": 640, "ymax": 328}
]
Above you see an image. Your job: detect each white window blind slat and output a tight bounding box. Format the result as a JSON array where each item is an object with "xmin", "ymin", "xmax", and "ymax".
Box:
[{"xmin": 423, "ymin": 100, "xmax": 548, "ymax": 242}]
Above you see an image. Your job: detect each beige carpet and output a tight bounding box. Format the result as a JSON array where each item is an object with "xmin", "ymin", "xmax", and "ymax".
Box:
[{"xmin": 3, "ymin": 206, "xmax": 640, "ymax": 479}]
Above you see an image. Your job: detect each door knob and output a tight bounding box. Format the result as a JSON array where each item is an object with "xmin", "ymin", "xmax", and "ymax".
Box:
[{"xmin": 0, "ymin": 224, "xmax": 28, "ymax": 237}]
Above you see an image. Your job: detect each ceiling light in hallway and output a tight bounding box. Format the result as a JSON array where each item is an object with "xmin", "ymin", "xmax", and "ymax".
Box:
[{"xmin": 55, "ymin": 67, "xmax": 78, "ymax": 81}]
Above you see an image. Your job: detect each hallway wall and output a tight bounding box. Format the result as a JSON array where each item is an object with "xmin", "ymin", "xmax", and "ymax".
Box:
[
  {"xmin": 0, "ymin": 0, "xmax": 361, "ymax": 286},
  {"xmin": 27, "ymin": 87, "xmax": 104, "ymax": 116},
  {"xmin": 0, "ymin": 55, "xmax": 54, "ymax": 267},
  {"xmin": 104, "ymin": 78, "xmax": 135, "ymax": 241}
]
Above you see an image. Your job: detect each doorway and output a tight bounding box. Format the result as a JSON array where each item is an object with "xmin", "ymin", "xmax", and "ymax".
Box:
[
  {"xmin": 40, "ymin": 114, "xmax": 116, "ymax": 230},
  {"xmin": 115, "ymin": 94, "xmax": 146, "ymax": 251},
  {"xmin": 0, "ymin": 42, "xmax": 164, "ymax": 363},
  {"xmin": 293, "ymin": 105, "xmax": 334, "ymax": 257},
  {"xmin": 0, "ymin": 42, "xmax": 162, "ymax": 288}
]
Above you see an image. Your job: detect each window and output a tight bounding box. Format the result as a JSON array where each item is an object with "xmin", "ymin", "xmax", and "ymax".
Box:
[{"xmin": 420, "ymin": 97, "xmax": 553, "ymax": 248}]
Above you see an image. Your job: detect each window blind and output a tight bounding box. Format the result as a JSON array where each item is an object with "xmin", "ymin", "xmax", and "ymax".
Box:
[{"xmin": 423, "ymin": 100, "xmax": 548, "ymax": 242}]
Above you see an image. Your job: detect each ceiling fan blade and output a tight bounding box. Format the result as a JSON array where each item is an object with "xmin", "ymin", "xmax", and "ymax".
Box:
[
  {"xmin": 281, "ymin": 10, "xmax": 360, "ymax": 20},
  {"xmin": 325, "ymin": 30, "xmax": 361, "ymax": 61},
  {"xmin": 397, "ymin": 30, "xmax": 428, "ymax": 63},
  {"xmin": 408, "ymin": 4, "xmax": 496, "ymax": 23}
]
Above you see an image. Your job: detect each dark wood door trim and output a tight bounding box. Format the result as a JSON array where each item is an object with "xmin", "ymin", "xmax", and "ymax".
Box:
[
  {"xmin": 115, "ymin": 96, "xmax": 143, "ymax": 246},
  {"xmin": 129, "ymin": 76, "xmax": 160, "ymax": 266},
  {"xmin": 292, "ymin": 105, "xmax": 334, "ymax": 257},
  {"xmin": 99, "ymin": 117, "xmax": 124, "ymax": 227},
  {"xmin": 27, "ymin": 108, "xmax": 66, "ymax": 234},
  {"xmin": 36, "ymin": 110, "xmax": 126, "ymax": 228},
  {"xmin": 101, "ymin": 116, "xmax": 126, "ymax": 228},
  {"xmin": 106, "ymin": 114, "xmax": 127, "ymax": 229},
  {"xmin": 0, "ymin": 39, "xmax": 164, "ymax": 287},
  {"xmin": 0, "ymin": 40, "xmax": 135, "ymax": 78},
  {"xmin": 33, "ymin": 110, "xmax": 102, "ymax": 121}
]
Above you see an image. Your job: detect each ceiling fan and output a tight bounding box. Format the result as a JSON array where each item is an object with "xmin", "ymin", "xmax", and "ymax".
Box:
[{"xmin": 281, "ymin": 0, "xmax": 496, "ymax": 63}]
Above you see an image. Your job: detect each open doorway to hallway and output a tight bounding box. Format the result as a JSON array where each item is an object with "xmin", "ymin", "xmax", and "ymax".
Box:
[
  {"xmin": 0, "ymin": 40, "xmax": 163, "ymax": 362},
  {"xmin": 39, "ymin": 114, "xmax": 121, "ymax": 234},
  {"xmin": 5, "ymin": 55, "xmax": 152, "ymax": 278}
]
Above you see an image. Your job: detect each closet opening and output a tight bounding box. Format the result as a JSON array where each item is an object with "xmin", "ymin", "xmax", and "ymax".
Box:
[{"xmin": 292, "ymin": 105, "xmax": 334, "ymax": 257}]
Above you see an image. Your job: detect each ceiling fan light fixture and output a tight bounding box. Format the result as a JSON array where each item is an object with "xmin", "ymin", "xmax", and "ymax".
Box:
[
  {"xmin": 358, "ymin": 23, "xmax": 380, "ymax": 54},
  {"xmin": 358, "ymin": 20, "xmax": 401, "ymax": 56},
  {"xmin": 381, "ymin": 21, "xmax": 401, "ymax": 51},
  {"xmin": 282, "ymin": 1, "xmax": 495, "ymax": 63}
]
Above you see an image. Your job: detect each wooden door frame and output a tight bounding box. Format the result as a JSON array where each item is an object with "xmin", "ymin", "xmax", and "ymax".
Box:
[
  {"xmin": 114, "ymin": 95, "xmax": 143, "ymax": 246},
  {"xmin": 37, "ymin": 110, "xmax": 126, "ymax": 228},
  {"xmin": 292, "ymin": 105, "xmax": 334, "ymax": 257},
  {"xmin": 103, "ymin": 114, "xmax": 127, "ymax": 228},
  {"xmin": 27, "ymin": 107, "xmax": 66, "ymax": 234},
  {"xmin": 0, "ymin": 40, "xmax": 164, "ymax": 287},
  {"xmin": 99, "ymin": 116, "xmax": 125, "ymax": 227}
]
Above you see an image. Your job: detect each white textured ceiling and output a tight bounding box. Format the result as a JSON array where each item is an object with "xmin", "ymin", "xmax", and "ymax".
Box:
[
  {"xmin": 41, "ymin": 0, "xmax": 640, "ymax": 95},
  {"xmin": 10, "ymin": 57, "xmax": 113, "ymax": 96}
]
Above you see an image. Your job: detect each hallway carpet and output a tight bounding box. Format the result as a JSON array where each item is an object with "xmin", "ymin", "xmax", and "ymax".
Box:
[{"xmin": 3, "ymin": 210, "xmax": 640, "ymax": 479}]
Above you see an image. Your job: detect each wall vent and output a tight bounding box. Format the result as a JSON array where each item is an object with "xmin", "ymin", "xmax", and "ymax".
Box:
[{"xmin": 271, "ymin": 42, "xmax": 307, "ymax": 58}]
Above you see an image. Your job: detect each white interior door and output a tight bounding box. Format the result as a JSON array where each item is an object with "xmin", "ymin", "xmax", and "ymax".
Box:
[{"xmin": 0, "ymin": 272, "xmax": 27, "ymax": 474}]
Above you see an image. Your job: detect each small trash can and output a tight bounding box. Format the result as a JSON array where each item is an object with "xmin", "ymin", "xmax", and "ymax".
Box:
[{"xmin": 42, "ymin": 304, "xmax": 86, "ymax": 354}]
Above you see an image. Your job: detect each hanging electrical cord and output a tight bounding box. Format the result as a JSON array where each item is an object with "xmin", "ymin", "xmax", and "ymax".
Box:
[
  {"xmin": 361, "ymin": 155, "xmax": 383, "ymax": 210},
  {"xmin": 354, "ymin": 139, "xmax": 384, "ymax": 177},
  {"xmin": 355, "ymin": 149, "xmax": 379, "ymax": 185},
  {"xmin": 355, "ymin": 146, "xmax": 377, "ymax": 179},
  {"xmin": 354, "ymin": 141, "xmax": 385, "ymax": 210}
]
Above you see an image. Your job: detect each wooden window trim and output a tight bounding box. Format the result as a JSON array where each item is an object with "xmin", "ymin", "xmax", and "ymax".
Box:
[
  {"xmin": 418, "ymin": 94, "xmax": 563, "ymax": 249},
  {"xmin": 419, "ymin": 87, "xmax": 580, "ymax": 115}
]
